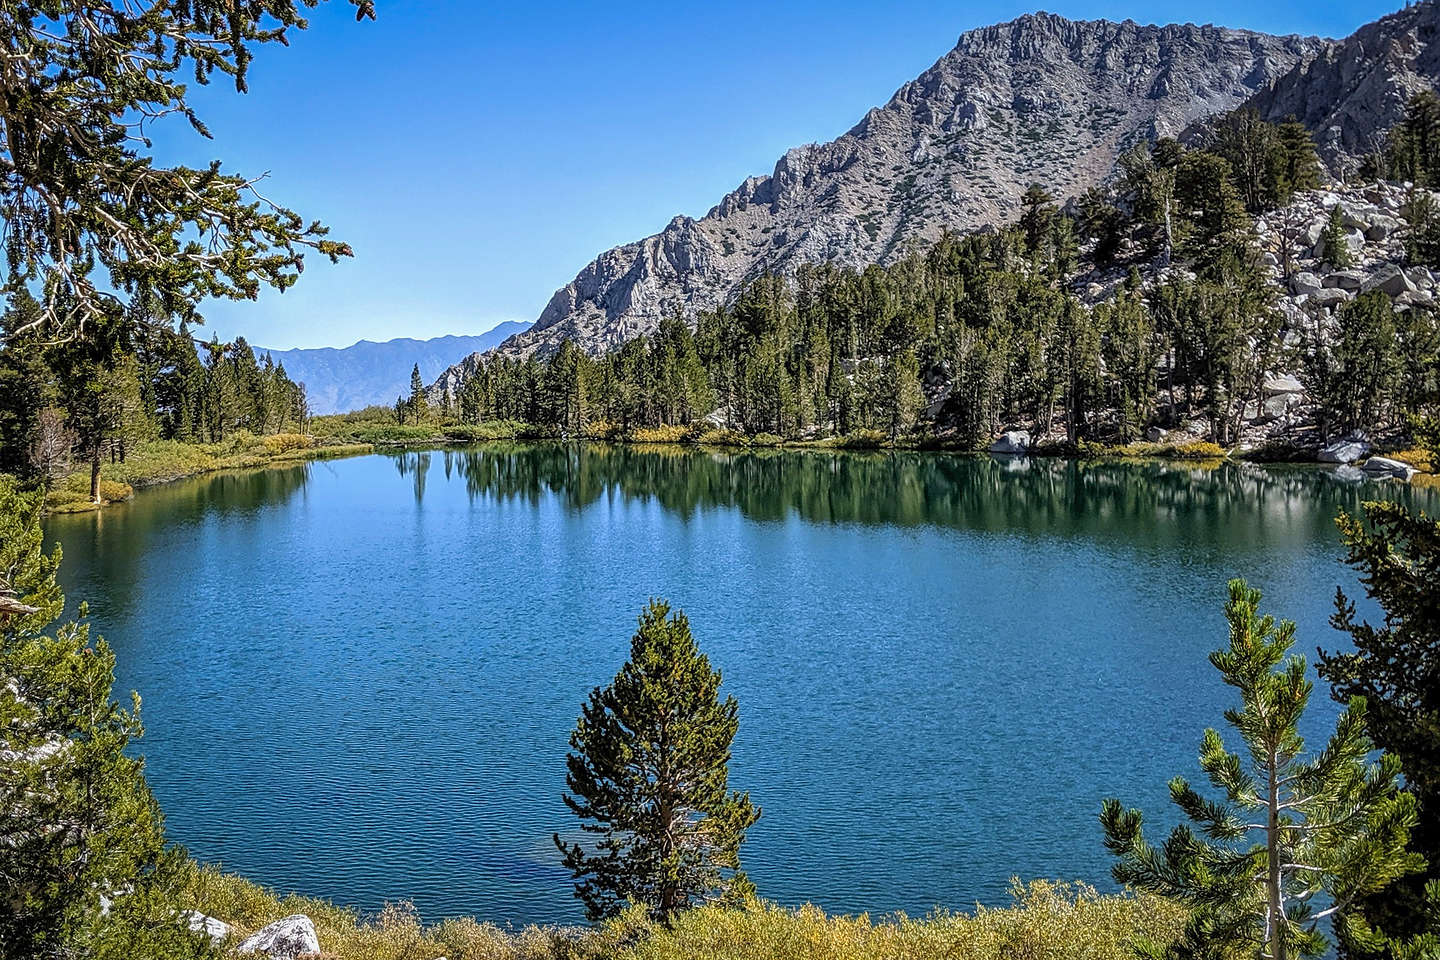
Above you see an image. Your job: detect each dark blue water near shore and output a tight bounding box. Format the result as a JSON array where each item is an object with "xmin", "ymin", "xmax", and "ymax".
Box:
[{"xmin": 43, "ymin": 445, "xmax": 1438, "ymax": 926}]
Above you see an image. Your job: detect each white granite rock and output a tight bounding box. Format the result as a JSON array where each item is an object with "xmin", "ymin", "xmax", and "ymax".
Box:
[
  {"xmin": 989, "ymin": 430, "xmax": 1030, "ymax": 455},
  {"xmin": 1319, "ymin": 435, "xmax": 1372, "ymax": 464},
  {"xmin": 1362, "ymin": 456, "xmax": 1416, "ymax": 480},
  {"xmin": 237, "ymin": 915, "xmax": 320, "ymax": 959}
]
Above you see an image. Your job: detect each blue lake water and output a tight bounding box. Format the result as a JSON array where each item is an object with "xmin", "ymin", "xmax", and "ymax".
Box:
[{"xmin": 43, "ymin": 444, "xmax": 1438, "ymax": 926}]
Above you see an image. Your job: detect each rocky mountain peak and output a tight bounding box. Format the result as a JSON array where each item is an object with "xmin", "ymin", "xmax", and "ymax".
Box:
[
  {"xmin": 433, "ymin": 10, "xmax": 1359, "ymax": 393},
  {"xmin": 1245, "ymin": 0, "xmax": 1440, "ymax": 167}
]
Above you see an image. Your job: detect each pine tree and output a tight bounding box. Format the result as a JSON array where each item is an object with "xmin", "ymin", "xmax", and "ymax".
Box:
[
  {"xmin": 1303, "ymin": 291, "xmax": 1399, "ymax": 440},
  {"xmin": 0, "ymin": 292, "xmax": 56, "ymax": 479},
  {"xmin": 1099, "ymin": 272, "xmax": 1158, "ymax": 442},
  {"xmin": 1212, "ymin": 108, "xmax": 1278, "ymax": 213},
  {"xmin": 1274, "ymin": 120, "xmax": 1321, "ymax": 205},
  {"xmin": 1386, "ymin": 92, "xmax": 1440, "ymax": 186},
  {"xmin": 1019, "ymin": 184, "xmax": 1056, "ymax": 260},
  {"xmin": 408, "ymin": 365, "xmax": 429, "ymax": 424},
  {"xmin": 1322, "ymin": 205, "xmax": 1354, "ymax": 269},
  {"xmin": 555, "ymin": 600, "xmax": 760, "ymax": 921},
  {"xmin": 0, "ymin": 2, "xmax": 367, "ymax": 346},
  {"xmin": 1318, "ymin": 503, "xmax": 1440, "ymax": 950},
  {"xmin": 0, "ymin": 478, "xmax": 212, "ymax": 959},
  {"xmin": 1102, "ymin": 579, "xmax": 1422, "ymax": 960},
  {"xmin": 881, "ymin": 348, "xmax": 924, "ymax": 441}
]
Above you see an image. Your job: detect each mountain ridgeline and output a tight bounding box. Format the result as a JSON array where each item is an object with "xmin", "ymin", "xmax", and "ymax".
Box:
[
  {"xmin": 432, "ymin": 3, "xmax": 1440, "ymax": 399},
  {"xmin": 434, "ymin": 11, "xmax": 1324, "ymax": 389},
  {"xmin": 268, "ymin": 324, "xmax": 529, "ymax": 415}
]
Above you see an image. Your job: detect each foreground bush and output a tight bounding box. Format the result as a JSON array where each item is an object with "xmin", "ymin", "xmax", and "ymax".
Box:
[{"xmin": 178, "ymin": 870, "xmax": 1184, "ymax": 960}]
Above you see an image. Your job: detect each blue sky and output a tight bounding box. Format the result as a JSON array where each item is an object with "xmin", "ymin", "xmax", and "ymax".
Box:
[{"xmin": 168, "ymin": 0, "xmax": 1404, "ymax": 349}]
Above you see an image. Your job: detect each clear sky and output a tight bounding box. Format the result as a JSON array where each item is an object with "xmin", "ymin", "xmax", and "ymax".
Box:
[{"xmin": 164, "ymin": 0, "xmax": 1406, "ymax": 349}]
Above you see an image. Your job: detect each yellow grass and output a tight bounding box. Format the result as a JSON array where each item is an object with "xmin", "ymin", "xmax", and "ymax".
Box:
[
  {"xmin": 43, "ymin": 434, "xmax": 372, "ymax": 512},
  {"xmin": 176, "ymin": 868, "xmax": 1185, "ymax": 960}
]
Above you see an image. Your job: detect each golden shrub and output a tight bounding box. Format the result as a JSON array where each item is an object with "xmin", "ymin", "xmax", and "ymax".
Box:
[{"xmin": 261, "ymin": 433, "xmax": 314, "ymax": 454}]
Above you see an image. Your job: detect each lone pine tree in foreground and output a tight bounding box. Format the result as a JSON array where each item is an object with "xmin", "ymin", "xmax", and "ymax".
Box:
[
  {"xmin": 1102, "ymin": 579, "xmax": 1421, "ymax": 960},
  {"xmin": 555, "ymin": 600, "xmax": 760, "ymax": 921}
]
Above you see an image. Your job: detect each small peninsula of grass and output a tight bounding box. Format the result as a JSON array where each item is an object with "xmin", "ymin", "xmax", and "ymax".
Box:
[{"xmin": 44, "ymin": 432, "xmax": 372, "ymax": 513}]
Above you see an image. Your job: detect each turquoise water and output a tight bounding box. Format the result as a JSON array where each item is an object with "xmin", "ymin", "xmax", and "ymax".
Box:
[{"xmin": 43, "ymin": 445, "xmax": 1437, "ymax": 926}]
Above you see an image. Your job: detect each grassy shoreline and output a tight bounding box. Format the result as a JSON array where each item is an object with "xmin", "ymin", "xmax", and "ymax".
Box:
[
  {"xmin": 177, "ymin": 865, "xmax": 1184, "ymax": 960},
  {"xmin": 44, "ymin": 433, "xmax": 373, "ymax": 514}
]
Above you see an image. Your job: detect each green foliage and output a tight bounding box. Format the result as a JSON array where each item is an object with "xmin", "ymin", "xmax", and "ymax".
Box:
[
  {"xmin": 1340, "ymin": 881, "xmax": 1440, "ymax": 960},
  {"xmin": 0, "ymin": 292, "xmax": 312, "ymax": 498},
  {"xmin": 0, "ymin": 0, "xmax": 368, "ymax": 345},
  {"xmin": 0, "ymin": 477, "xmax": 214, "ymax": 959},
  {"xmin": 1302, "ymin": 291, "xmax": 1400, "ymax": 440},
  {"xmin": 556, "ymin": 600, "xmax": 760, "ymax": 921},
  {"xmin": 1208, "ymin": 109, "xmax": 1319, "ymax": 213},
  {"xmin": 1370, "ymin": 92, "xmax": 1440, "ymax": 186},
  {"xmin": 1319, "ymin": 502, "xmax": 1440, "ymax": 949},
  {"xmin": 1321, "ymin": 205, "xmax": 1354, "ymax": 269},
  {"xmin": 1102, "ymin": 579, "xmax": 1422, "ymax": 960},
  {"xmin": 1414, "ymin": 414, "xmax": 1440, "ymax": 465},
  {"xmin": 400, "ymin": 364, "xmax": 430, "ymax": 425},
  {"xmin": 1403, "ymin": 189, "xmax": 1440, "ymax": 269},
  {"xmin": 604, "ymin": 881, "xmax": 1184, "ymax": 960},
  {"xmin": 1098, "ymin": 273, "xmax": 1159, "ymax": 441}
]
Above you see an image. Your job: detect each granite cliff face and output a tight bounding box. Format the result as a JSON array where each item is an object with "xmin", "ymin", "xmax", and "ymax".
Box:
[
  {"xmin": 429, "ymin": 12, "xmax": 1321, "ymax": 395},
  {"xmin": 1244, "ymin": 1, "xmax": 1440, "ymax": 170}
]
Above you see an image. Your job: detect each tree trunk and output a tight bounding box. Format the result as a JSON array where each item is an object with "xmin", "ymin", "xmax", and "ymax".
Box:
[
  {"xmin": 1162, "ymin": 196, "xmax": 1174, "ymax": 266},
  {"xmin": 89, "ymin": 441, "xmax": 102, "ymax": 504},
  {"xmin": 1267, "ymin": 752, "xmax": 1285, "ymax": 960}
]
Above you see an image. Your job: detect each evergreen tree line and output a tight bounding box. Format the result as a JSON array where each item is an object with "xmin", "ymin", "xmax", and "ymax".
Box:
[
  {"xmin": 0, "ymin": 291, "xmax": 309, "ymax": 500},
  {"xmin": 438, "ymin": 111, "xmax": 1437, "ymax": 448}
]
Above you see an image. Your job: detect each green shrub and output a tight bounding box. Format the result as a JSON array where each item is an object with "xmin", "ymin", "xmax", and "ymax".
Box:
[
  {"xmin": 629, "ymin": 425, "xmax": 691, "ymax": 444},
  {"xmin": 831, "ymin": 430, "xmax": 888, "ymax": 449},
  {"xmin": 608, "ymin": 881, "xmax": 1184, "ymax": 960},
  {"xmin": 695, "ymin": 429, "xmax": 748, "ymax": 447},
  {"xmin": 1166, "ymin": 441, "xmax": 1226, "ymax": 460}
]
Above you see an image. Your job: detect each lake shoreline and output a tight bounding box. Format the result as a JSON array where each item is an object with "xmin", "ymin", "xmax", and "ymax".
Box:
[
  {"xmin": 46, "ymin": 445, "xmax": 1436, "ymax": 927},
  {"xmin": 50, "ymin": 431, "xmax": 1434, "ymax": 515},
  {"xmin": 176, "ymin": 863, "xmax": 1183, "ymax": 960},
  {"xmin": 44, "ymin": 438, "xmax": 374, "ymax": 514}
]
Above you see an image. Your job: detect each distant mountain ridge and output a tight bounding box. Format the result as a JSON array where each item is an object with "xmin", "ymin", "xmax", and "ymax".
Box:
[{"xmin": 264, "ymin": 324, "xmax": 530, "ymax": 415}]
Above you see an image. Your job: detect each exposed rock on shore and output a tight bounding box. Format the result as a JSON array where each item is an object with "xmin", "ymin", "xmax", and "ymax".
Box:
[{"xmin": 236, "ymin": 914, "xmax": 321, "ymax": 959}]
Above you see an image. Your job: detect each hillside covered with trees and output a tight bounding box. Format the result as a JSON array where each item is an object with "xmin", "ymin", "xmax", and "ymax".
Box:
[{"xmin": 429, "ymin": 106, "xmax": 1439, "ymax": 460}]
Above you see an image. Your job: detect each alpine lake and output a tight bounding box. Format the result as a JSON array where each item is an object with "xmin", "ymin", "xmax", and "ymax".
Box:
[{"xmin": 42, "ymin": 443, "xmax": 1439, "ymax": 927}]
